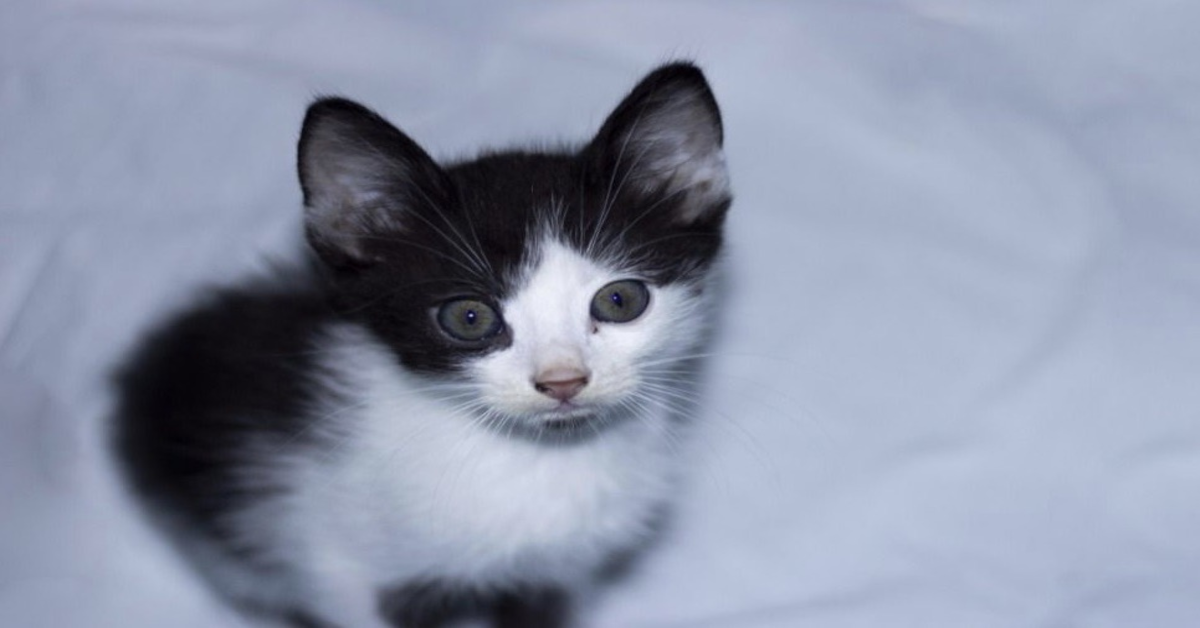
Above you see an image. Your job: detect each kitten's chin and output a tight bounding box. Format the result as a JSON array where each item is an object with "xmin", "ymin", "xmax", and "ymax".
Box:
[
  {"xmin": 500, "ymin": 403, "xmax": 622, "ymax": 442},
  {"xmin": 538, "ymin": 405, "xmax": 600, "ymax": 432},
  {"xmin": 473, "ymin": 395, "xmax": 631, "ymax": 442}
]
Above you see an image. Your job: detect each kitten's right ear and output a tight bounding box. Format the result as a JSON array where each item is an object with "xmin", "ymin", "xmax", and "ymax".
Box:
[
  {"xmin": 298, "ymin": 98, "xmax": 448, "ymax": 269},
  {"xmin": 586, "ymin": 62, "xmax": 730, "ymax": 225}
]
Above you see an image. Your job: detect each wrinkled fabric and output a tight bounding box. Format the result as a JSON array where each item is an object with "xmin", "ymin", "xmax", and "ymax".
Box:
[{"xmin": 1, "ymin": 1, "xmax": 1198, "ymax": 626}]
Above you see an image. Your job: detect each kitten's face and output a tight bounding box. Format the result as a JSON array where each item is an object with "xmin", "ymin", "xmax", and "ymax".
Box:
[
  {"xmin": 297, "ymin": 63, "xmax": 730, "ymax": 437},
  {"xmin": 466, "ymin": 238, "xmax": 708, "ymax": 433}
]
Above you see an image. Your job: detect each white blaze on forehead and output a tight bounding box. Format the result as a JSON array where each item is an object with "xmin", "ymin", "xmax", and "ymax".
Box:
[
  {"xmin": 467, "ymin": 235, "xmax": 708, "ymax": 419},
  {"xmin": 467, "ymin": 238, "xmax": 613, "ymax": 416},
  {"xmin": 504, "ymin": 239, "xmax": 607, "ymax": 371}
]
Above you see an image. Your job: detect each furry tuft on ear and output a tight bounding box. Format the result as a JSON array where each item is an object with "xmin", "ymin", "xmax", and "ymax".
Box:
[
  {"xmin": 298, "ymin": 98, "xmax": 448, "ymax": 269},
  {"xmin": 588, "ymin": 62, "xmax": 730, "ymax": 224}
]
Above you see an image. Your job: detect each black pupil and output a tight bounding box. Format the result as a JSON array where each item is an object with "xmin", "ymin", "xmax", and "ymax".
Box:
[
  {"xmin": 610, "ymin": 291, "xmax": 624, "ymax": 308},
  {"xmin": 464, "ymin": 309, "xmax": 477, "ymax": 326}
]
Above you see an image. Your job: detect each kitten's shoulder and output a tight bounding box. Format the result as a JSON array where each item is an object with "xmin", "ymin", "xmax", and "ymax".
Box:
[{"xmin": 112, "ymin": 264, "xmax": 340, "ymax": 520}]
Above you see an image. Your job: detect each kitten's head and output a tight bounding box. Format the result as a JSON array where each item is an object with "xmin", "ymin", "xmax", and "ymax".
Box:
[{"xmin": 298, "ymin": 62, "xmax": 730, "ymax": 439}]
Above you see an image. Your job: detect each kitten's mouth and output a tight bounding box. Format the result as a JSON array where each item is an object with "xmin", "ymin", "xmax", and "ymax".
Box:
[
  {"xmin": 488, "ymin": 403, "xmax": 622, "ymax": 443},
  {"xmin": 542, "ymin": 416, "xmax": 589, "ymax": 431},
  {"xmin": 538, "ymin": 403, "xmax": 600, "ymax": 431}
]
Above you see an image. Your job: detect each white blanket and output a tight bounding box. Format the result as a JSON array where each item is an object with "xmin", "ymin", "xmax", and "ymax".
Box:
[{"xmin": 2, "ymin": 1, "xmax": 1198, "ymax": 626}]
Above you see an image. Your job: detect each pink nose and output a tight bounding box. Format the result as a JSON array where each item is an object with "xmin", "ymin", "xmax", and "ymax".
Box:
[{"xmin": 533, "ymin": 367, "xmax": 590, "ymax": 402}]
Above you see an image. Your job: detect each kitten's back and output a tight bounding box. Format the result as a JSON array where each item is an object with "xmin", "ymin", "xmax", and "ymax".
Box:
[{"xmin": 113, "ymin": 272, "xmax": 336, "ymax": 550}]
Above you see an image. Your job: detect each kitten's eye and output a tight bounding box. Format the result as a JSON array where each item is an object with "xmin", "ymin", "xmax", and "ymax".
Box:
[
  {"xmin": 591, "ymin": 280, "xmax": 650, "ymax": 323},
  {"xmin": 437, "ymin": 299, "xmax": 503, "ymax": 342}
]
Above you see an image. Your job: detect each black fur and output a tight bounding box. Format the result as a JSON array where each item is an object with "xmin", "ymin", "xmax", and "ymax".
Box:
[
  {"xmin": 114, "ymin": 271, "xmax": 341, "ymax": 561},
  {"xmin": 112, "ymin": 62, "xmax": 728, "ymax": 628},
  {"xmin": 376, "ymin": 580, "xmax": 570, "ymax": 628}
]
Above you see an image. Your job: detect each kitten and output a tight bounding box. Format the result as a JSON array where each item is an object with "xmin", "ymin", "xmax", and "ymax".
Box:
[{"xmin": 113, "ymin": 62, "xmax": 731, "ymax": 628}]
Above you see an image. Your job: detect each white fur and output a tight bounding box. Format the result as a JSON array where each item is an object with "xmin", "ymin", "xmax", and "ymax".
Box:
[
  {"xmin": 231, "ymin": 238, "xmax": 711, "ymax": 623},
  {"xmin": 472, "ymin": 239, "xmax": 696, "ymax": 419}
]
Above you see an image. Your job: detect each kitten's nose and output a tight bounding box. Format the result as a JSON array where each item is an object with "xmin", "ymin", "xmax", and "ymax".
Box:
[{"xmin": 533, "ymin": 367, "xmax": 590, "ymax": 402}]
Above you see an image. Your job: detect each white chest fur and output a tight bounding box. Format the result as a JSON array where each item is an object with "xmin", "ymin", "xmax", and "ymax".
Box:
[{"xmin": 284, "ymin": 324, "xmax": 681, "ymax": 590}]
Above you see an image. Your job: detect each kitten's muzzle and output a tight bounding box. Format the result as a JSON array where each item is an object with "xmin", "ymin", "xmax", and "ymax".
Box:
[{"xmin": 533, "ymin": 367, "xmax": 590, "ymax": 402}]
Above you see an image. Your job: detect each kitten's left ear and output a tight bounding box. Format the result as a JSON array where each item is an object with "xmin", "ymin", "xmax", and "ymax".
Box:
[{"xmin": 587, "ymin": 62, "xmax": 731, "ymax": 224}]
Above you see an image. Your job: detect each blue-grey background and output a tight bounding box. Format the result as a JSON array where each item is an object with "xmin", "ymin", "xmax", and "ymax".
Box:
[{"xmin": 2, "ymin": 1, "xmax": 1198, "ymax": 626}]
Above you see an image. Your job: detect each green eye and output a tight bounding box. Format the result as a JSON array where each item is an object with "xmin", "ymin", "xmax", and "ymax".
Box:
[
  {"xmin": 591, "ymin": 280, "xmax": 650, "ymax": 323},
  {"xmin": 437, "ymin": 299, "xmax": 503, "ymax": 342}
]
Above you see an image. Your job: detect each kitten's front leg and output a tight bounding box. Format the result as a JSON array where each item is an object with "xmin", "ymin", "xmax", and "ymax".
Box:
[
  {"xmin": 377, "ymin": 579, "xmax": 489, "ymax": 628},
  {"xmin": 493, "ymin": 587, "xmax": 572, "ymax": 628},
  {"xmin": 376, "ymin": 580, "xmax": 572, "ymax": 628}
]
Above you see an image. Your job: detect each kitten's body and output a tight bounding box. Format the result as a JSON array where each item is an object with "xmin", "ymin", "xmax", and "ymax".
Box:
[{"xmin": 114, "ymin": 64, "xmax": 730, "ymax": 627}]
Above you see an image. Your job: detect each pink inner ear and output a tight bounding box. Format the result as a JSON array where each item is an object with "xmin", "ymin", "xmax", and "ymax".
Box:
[
  {"xmin": 299, "ymin": 97, "xmax": 447, "ymax": 269},
  {"xmin": 589, "ymin": 66, "xmax": 729, "ymax": 225}
]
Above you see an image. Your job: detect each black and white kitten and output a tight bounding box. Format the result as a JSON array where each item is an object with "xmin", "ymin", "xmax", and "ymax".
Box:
[{"xmin": 114, "ymin": 62, "xmax": 731, "ymax": 628}]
